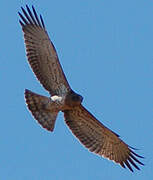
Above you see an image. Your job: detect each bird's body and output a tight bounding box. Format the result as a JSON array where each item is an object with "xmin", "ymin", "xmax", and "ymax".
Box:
[{"xmin": 19, "ymin": 5, "xmax": 144, "ymax": 172}]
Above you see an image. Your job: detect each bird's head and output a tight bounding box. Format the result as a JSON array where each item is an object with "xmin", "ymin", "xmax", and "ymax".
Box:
[{"xmin": 65, "ymin": 90, "xmax": 83, "ymax": 107}]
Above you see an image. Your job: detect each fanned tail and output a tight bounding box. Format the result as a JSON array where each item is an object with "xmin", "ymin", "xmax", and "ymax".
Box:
[{"xmin": 25, "ymin": 89, "xmax": 59, "ymax": 131}]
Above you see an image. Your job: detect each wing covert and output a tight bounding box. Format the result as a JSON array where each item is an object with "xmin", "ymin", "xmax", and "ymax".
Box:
[
  {"xmin": 64, "ymin": 105, "xmax": 144, "ymax": 172},
  {"xmin": 19, "ymin": 5, "xmax": 71, "ymax": 95}
]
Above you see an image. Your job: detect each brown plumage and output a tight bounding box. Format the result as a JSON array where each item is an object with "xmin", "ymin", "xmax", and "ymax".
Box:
[{"xmin": 19, "ymin": 5, "xmax": 144, "ymax": 172}]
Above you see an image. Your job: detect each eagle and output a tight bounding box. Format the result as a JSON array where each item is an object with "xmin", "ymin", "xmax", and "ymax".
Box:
[{"xmin": 19, "ymin": 5, "xmax": 144, "ymax": 172}]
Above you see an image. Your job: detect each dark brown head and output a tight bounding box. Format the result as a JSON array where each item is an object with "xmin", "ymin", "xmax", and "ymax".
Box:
[{"xmin": 65, "ymin": 90, "xmax": 83, "ymax": 107}]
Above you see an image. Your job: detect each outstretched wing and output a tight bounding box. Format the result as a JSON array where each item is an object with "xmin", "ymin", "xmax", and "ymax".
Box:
[
  {"xmin": 19, "ymin": 5, "xmax": 71, "ymax": 95},
  {"xmin": 64, "ymin": 105, "xmax": 144, "ymax": 172}
]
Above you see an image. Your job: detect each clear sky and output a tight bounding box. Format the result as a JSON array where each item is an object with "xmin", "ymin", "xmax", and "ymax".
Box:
[{"xmin": 1, "ymin": 0, "xmax": 152, "ymax": 179}]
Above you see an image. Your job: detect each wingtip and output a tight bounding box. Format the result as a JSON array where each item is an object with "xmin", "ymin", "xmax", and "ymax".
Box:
[
  {"xmin": 40, "ymin": 14, "xmax": 45, "ymax": 29},
  {"xmin": 26, "ymin": 4, "xmax": 29, "ymax": 9},
  {"xmin": 21, "ymin": 6, "xmax": 24, "ymax": 11},
  {"xmin": 18, "ymin": 11, "xmax": 21, "ymax": 16},
  {"xmin": 26, "ymin": 4, "xmax": 31, "ymax": 14},
  {"xmin": 130, "ymin": 149, "xmax": 144, "ymax": 159},
  {"xmin": 32, "ymin": 5, "xmax": 35, "ymax": 12},
  {"xmin": 19, "ymin": 20, "xmax": 24, "ymax": 26}
]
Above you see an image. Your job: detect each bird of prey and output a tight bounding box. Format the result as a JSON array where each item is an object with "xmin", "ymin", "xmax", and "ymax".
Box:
[{"xmin": 19, "ymin": 5, "xmax": 144, "ymax": 172}]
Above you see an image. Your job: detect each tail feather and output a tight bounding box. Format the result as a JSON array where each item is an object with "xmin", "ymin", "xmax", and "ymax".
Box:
[{"xmin": 25, "ymin": 89, "xmax": 59, "ymax": 131}]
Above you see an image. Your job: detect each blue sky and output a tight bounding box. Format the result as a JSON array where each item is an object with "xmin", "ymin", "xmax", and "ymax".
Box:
[{"xmin": 1, "ymin": 0, "xmax": 152, "ymax": 179}]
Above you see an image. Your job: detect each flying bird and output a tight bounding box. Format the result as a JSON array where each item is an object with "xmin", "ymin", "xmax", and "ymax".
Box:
[{"xmin": 19, "ymin": 5, "xmax": 144, "ymax": 172}]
